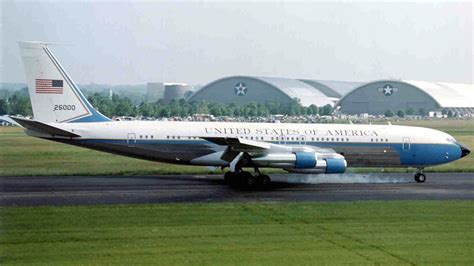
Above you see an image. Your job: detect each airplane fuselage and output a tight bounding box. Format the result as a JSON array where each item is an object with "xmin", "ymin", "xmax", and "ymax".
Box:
[{"xmin": 34, "ymin": 120, "xmax": 463, "ymax": 169}]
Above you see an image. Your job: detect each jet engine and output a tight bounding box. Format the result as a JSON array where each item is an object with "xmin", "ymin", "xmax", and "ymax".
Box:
[{"xmin": 251, "ymin": 151, "xmax": 347, "ymax": 174}]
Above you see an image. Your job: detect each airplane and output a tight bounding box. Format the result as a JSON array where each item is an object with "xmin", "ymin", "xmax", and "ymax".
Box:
[{"xmin": 11, "ymin": 41, "xmax": 470, "ymax": 188}]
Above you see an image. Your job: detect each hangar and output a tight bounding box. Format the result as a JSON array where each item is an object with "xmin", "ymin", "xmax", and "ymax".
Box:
[
  {"xmin": 189, "ymin": 76, "xmax": 362, "ymax": 107},
  {"xmin": 337, "ymin": 80, "xmax": 474, "ymax": 115}
]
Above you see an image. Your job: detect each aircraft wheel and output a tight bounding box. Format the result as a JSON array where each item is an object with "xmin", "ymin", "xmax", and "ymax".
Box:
[
  {"xmin": 224, "ymin": 172, "xmax": 235, "ymax": 185},
  {"xmin": 414, "ymin": 173, "xmax": 426, "ymax": 183},
  {"xmin": 258, "ymin": 175, "xmax": 271, "ymax": 187},
  {"xmin": 242, "ymin": 171, "xmax": 256, "ymax": 187}
]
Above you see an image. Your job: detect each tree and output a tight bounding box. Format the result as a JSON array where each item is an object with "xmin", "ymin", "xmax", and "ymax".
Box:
[
  {"xmin": 209, "ymin": 103, "xmax": 224, "ymax": 117},
  {"xmin": 0, "ymin": 99, "xmax": 9, "ymax": 115},
  {"xmin": 397, "ymin": 110, "xmax": 405, "ymax": 118},
  {"xmin": 159, "ymin": 108, "xmax": 170, "ymax": 117},
  {"xmin": 405, "ymin": 107, "xmax": 415, "ymax": 116},
  {"xmin": 384, "ymin": 109, "xmax": 394, "ymax": 117},
  {"xmin": 245, "ymin": 103, "xmax": 258, "ymax": 116},
  {"xmin": 138, "ymin": 103, "xmax": 155, "ymax": 117},
  {"xmin": 447, "ymin": 110, "xmax": 454, "ymax": 118},
  {"xmin": 307, "ymin": 104, "xmax": 318, "ymax": 115},
  {"xmin": 418, "ymin": 108, "xmax": 427, "ymax": 117},
  {"xmin": 320, "ymin": 104, "xmax": 333, "ymax": 116},
  {"xmin": 288, "ymin": 99, "xmax": 301, "ymax": 116},
  {"xmin": 257, "ymin": 103, "xmax": 269, "ymax": 117},
  {"xmin": 114, "ymin": 98, "xmax": 134, "ymax": 116},
  {"xmin": 8, "ymin": 94, "xmax": 32, "ymax": 116},
  {"xmin": 88, "ymin": 93, "xmax": 114, "ymax": 117},
  {"xmin": 196, "ymin": 101, "xmax": 209, "ymax": 114}
]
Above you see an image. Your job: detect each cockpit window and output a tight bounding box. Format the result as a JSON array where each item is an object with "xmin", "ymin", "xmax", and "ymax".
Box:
[{"xmin": 447, "ymin": 138, "xmax": 456, "ymax": 143}]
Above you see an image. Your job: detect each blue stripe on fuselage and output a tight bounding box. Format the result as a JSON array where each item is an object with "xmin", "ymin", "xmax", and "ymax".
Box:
[{"xmin": 74, "ymin": 139, "xmax": 461, "ymax": 167}]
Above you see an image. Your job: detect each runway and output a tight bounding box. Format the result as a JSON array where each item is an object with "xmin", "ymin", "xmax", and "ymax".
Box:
[{"xmin": 1, "ymin": 173, "xmax": 473, "ymax": 206}]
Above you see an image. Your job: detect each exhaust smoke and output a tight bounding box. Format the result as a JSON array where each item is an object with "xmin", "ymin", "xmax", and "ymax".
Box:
[{"xmin": 273, "ymin": 173, "xmax": 411, "ymax": 184}]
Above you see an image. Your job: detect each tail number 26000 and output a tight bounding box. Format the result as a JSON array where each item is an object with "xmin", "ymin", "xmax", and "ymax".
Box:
[{"xmin": 54, "ymin": 104, "xmax": 76, "ymax": 111}]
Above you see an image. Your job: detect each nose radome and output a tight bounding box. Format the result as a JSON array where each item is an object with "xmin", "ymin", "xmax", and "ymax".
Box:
[{"xmin": 457, "ymin": 142, "xmax": 471, "ymax": 158}]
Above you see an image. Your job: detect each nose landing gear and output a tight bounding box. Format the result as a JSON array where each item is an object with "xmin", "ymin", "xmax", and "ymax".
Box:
[{"xmin": 414, "ymin": 168, "xmax": 426, "ymax": 183}]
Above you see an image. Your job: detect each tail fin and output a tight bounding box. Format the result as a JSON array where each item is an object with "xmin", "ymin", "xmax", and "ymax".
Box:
[{"xmin": 19, "ymin": 41, "xmax": 110, "ymax": 123}]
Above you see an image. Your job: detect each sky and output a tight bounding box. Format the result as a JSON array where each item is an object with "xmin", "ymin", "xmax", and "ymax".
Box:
[{"xmin": 1, "ymin": 1, "xmax": 473, "ymax": 85}]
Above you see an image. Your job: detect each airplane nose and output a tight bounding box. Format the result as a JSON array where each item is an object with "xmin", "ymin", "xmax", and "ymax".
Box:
[{"xmin": 457, "ymin": 142, "xmax": 471, "ymax": 158}]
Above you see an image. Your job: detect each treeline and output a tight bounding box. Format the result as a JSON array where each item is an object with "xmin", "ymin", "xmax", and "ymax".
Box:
[
  {"xmin": 0, "ymin": 94, "xmax": 32, "ymax": 116},
  {"xmin": 1, "ymin": 91, "xmax": 459, "ymax": 119},
  {"xmin": 88, "ymin": 93, "xmax": 333, "ymax": 118},
  {"xmin": 0, "ymin": 92, "xmax": 333, "ymax": 118}
]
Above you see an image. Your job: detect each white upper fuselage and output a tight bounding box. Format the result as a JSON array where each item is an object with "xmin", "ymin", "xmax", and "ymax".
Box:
[{"xmin": 53, "ymin": 120, "xmax": 454, "ymax": 146}]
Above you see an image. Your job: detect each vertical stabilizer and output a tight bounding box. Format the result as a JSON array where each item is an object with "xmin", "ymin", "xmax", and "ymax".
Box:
[{"xmin": 19, "ymin": 41, "xmax": 109, "ymax": 123}]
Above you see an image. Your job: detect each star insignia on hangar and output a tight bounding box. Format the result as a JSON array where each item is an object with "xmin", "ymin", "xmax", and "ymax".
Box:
[
  {"xmin": 378, "ymin": 84, "xmax": 398, "ymax": 96},
  {"xmin": 234, "ymin": 82, "xmax": 247, "ymax": 96}
]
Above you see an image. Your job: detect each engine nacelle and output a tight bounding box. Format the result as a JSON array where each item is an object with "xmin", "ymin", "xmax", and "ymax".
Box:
[
  {"xmin": 325, "ymin": 158, "xmax": 347, "ymax": 173},
  {"xmin": 294, "ymin": 152, "xmax": 317, "ymax": 168},
  {"xmin": 251, "ymin": 151, "xmax": 347, "ymax": 174}
]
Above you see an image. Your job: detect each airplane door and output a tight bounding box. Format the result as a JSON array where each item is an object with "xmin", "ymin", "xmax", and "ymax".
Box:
[
  {"xmin": 127, "ymin": 133, "xmax": 136, "ymax": 147},
  {"xmin": 402, "ymin": 137, "xmax": 410, "ymax": 151}
]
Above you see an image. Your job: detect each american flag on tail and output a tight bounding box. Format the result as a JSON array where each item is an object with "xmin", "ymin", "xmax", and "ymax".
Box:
[{"xmin": 35, "ymin": 79, "xmax": 63, "ymax": 94}]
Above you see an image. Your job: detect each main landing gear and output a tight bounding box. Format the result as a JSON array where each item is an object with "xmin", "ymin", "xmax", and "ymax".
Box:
[
  {"xmin": 414, "ymin": 168, "xmax": 426, "ymax": 183},
  {"xmin": 224, "ymin": 169, "xmax": 271, "ymax": 189}
]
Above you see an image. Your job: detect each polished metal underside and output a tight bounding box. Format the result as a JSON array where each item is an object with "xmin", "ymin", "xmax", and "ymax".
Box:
[{"xmin": 57, "ymin": 139, "xmax": 403, "ymax": 168}]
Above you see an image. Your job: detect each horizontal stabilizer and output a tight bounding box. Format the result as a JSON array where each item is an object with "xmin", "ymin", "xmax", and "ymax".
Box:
[{"xmin": 9, "ymin": 116, "xmax": 80, "ymax": 137}]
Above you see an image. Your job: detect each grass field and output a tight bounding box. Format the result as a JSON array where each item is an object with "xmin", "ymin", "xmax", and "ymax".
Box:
[
  {"xmin": 1, "ymin": 201, "xmax": 473, "ymax": 264},
  {"xmin": 0, "ymin": 119, "xmax": 473, "ymax": 176},
  {"xmin": 0, "ymin": 126, "xmax": 216, "ymax": 176}
]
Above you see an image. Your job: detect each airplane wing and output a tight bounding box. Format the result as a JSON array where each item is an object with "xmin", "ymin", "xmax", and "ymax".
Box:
[
  {"xmin": 201, "ymin": 137, "xmax": 271, "ymax": 151},
  {"xmin": 200, "ymin": 136, "xmax": 346, "ymax": 174},
  {"xmin": 9, "ymin": 116, "xmax": 81, "ymax": 137},
  {"xmin": 201, "ymin": 137, "xmax": 272, "ymax": 163}
]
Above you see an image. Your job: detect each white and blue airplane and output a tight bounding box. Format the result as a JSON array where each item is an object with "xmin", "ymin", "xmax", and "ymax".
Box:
[{"xmin": 11, "ymin": 41, "xmax": 470, "ymax": 187}]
